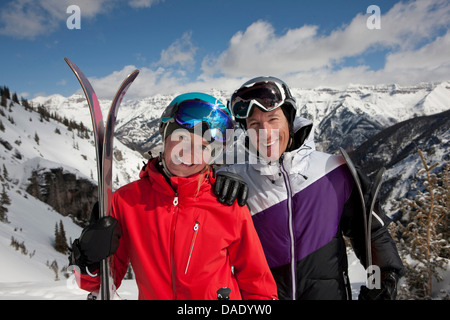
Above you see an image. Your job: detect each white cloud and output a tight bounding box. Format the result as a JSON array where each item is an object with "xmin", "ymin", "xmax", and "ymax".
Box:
[
  {"xmin": 0, "ymin": 0, "xmax": 159, "ymax": 39},
  {"xmin": 88, "ymin": 65, "xmax": 142, "ymax": 99},
  {"xmin": 76, "ymin": 0, "xmax": 450, "ymax": 99},
  {"xmin": 155, "ymin": 31, "xmax": 198, "ymax": 70},
  {"xmin": 0, "ymin": 0, "xmax": 114, "ymax": 39},
  {"xmin": 128, "ymin": 0, "xmax": 164, "ymax": 9},
  {"xmin": 201, "ymin": 0, "xmax": 450, "ymax": 87},
  {"xmin": 278, "ymin": 31, "xmax": 450, "ymax": 89},
  {"xmin": 384, "ymin": 32, "xmax": 450, "ymax": 72},
  {"xmin": 0, "ymin": 0, "xmax": 55, "ymax": 39},
  {"xmin": 87, "ymin": 63, "xmax": 245, "ymax": 100}
]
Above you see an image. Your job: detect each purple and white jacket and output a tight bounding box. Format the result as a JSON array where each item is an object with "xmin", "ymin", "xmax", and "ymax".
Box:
[{"xmin": 223, "ymin": 117, "xmax": 404, "ymax": 300}]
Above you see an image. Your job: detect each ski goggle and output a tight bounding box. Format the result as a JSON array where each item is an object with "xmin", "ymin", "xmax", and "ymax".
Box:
[
  {"xmin": 164, "ymin": 99, "xmax": 235, "ymax": 143},
  {"xmin": 230, "ymin": 81, "xmax": 293, "ymax": 119}
]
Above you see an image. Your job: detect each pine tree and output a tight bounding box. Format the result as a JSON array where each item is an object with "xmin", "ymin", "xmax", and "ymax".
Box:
[
  {"xmin": 11, "ymin": 92, "xmax": 19, "ymax": 104},
  {"xmin": 1, "ymin": 86, "xmax": 11, "ymax": 99},
  {"xmin": 2, "ymin": 164, "xmax": 9, "ymax": 182},
  {"xmin": 54, "ymin": 220, "xmax": 68, "ymax": 254},
  {"xmin": 1, "ymin": 184, "xmax": 11, "ymax": 206},
  {"xmin": 0, "ymin": 95, "xmax": 6, "ymax": 108},
  {"xmin": 54, "ymin": 223, "xmax": 60, "ymax": 250},
  {"xmin": 391, "ymin": 150, "xmax": 449, "ymax": 299},
  {"xmin": 34, "ymin": 132, "xmax": 40, "ymax": 145},
  {"xmin": 0, "ymin": 185, "xmax": 10, "ymax": 223},
  {"xmin": 59, "ymin": 220, "xmax": 68, "ymax": 253}
]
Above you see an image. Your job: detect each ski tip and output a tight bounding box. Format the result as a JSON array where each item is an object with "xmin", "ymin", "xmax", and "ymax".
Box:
[
  {"xmin": 129, "ymin": 69, "xmax": 140, "ymax": 79},
  {"xmin": 376, "ymin": 167, "xmax": 387, "ymax": 179},
  {"xmin": 339, "ymin": 147, "xmax": 352, "ymax": 162},
  {"xmin": 64, "ymin": 57, "xmax": 73, "ymax": 65},
  {"xmin": 64, "ymin": 57, "xmax": 79, "ymax": 72}
]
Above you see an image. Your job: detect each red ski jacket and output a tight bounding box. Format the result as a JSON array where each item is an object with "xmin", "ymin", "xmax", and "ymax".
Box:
[{"xmin": 76, "ymin": 158, "xmax": 277, "ymax": 300}]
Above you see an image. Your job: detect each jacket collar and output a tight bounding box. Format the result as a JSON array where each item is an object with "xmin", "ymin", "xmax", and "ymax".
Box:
[{"xmin": 139, "ymin": 158, "xmax": 214, "ymax": 197}]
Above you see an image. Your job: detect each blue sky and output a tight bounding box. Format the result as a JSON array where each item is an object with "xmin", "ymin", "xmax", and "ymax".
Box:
[{"xmin": 0, "ymin": 0, "xmax": 449, "ymax": 99}]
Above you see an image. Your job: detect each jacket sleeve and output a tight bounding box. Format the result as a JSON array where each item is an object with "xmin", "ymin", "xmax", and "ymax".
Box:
[
  {"xmin": 227, "ymin": 205, "xmax": 278, "ymax": 300},
  {"xmin": 341, "ymin": 175, "xmax": 405, "ymax": 277}
]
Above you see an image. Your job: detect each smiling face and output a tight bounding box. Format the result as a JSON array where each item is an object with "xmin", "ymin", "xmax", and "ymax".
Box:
[
  {"xmin": 163, "ymin": 129, "xmax": 212, "ymax": 177},
  {"xmin": 245, "ymin": 107, "xmax": 290, "ymax": 162}
]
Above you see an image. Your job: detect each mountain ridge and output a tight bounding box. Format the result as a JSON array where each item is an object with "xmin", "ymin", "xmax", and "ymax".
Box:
[{"xmin": 31, "ymin": 81, "xmax": 450, "ymax": 156}]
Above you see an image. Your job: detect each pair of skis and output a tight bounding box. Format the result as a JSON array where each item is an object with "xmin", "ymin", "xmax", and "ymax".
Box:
[
  {"xmin": 340, "ymin": 147, "xmax": 385, "ymax": 283},
  {"xmin": 65, "ymin": 57, "xmax": 139, "ymax": 300}
]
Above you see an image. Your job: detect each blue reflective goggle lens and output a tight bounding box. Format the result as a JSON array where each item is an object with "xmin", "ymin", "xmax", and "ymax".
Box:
[
  {"xmin": 175, "ymin": 100, "xmax": 234, "ymax": 143},
  {"xmin": 231, "ymin": 82, "xmax": 284, "ymax": 119}
]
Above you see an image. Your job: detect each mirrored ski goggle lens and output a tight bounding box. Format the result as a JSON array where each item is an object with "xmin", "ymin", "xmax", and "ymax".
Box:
[
  {"xmin": 231, "ymin": 83, "xmax": 284, "ymax": 118},
  {"xmin": 175, "ymin": 100, "xmax": 234, "ymax": 143}
]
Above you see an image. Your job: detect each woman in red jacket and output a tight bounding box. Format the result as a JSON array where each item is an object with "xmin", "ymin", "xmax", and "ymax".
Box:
[{"xmin": 69, "ymin": 93, "xmax": 277, "ymax": 300}]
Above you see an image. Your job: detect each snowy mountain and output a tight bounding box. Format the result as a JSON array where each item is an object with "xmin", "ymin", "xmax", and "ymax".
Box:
[
  {"xmin": 31, "ymin": 81, "xmax": 450, "ymax": 212},
  {"xmin": 34, "ymin": 82, "xmax": 449, "ymax": 156},
  {"xmin": 0, "ymin": 80, "xmax": 447, "ymax": 299},
  {"xmin": 350, "ymin": 108, "xmax": 450, "ymax": 214},
  {"xmin": 0, "ymin": 95, "xmax": 142, "ymax": 298},
  {"xmin": 33, "ymin": 81, "xmax": 449, "ymax": 209},
  {"xmin": 296, "ymin": 81, "xmax": 450, "ymax": 153},
  {"xmin": 33, "ymin": 89, "xmax": 232, "ymax": 158}
]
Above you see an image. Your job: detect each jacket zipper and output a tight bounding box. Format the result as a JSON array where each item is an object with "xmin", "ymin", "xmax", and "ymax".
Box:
[
  {"xmin": 279, "ymin": 156, "xmax": 297, "ymax": 300},
  {"xmin": 185, "ymin": 221, "xmax": 200, "ymax": 274},
  {"xmin": 170, "ymin": 193, "xmax": 179, "ymax": 299}
]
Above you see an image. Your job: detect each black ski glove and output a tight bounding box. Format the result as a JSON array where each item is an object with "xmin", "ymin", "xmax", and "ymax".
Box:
[
  {"xmin": 358, "ymin": 270, "xmax": 399, "ymax": 300},
  {"xmin": 69, "ymin": 202, "xmax": 121, "ymax": 274},
  {"xmin": 214, "ymin": 171, "xmax": 249, "ymax": 207}
]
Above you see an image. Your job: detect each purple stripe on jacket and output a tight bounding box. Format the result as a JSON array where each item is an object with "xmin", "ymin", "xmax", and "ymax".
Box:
[{"xmin": 252, "ymin": 164, "xmax": 354, "ymax": 269}]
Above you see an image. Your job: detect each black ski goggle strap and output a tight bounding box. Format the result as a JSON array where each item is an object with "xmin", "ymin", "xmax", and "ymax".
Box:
[{"xmin": 230, "ymin": 82, "xmax": 286, "ymax": 119}]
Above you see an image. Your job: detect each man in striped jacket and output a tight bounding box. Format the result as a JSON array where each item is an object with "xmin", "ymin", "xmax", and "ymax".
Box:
[{"xmin": 217, "ymin": 76, "xmax": 405, "ymax": 300}]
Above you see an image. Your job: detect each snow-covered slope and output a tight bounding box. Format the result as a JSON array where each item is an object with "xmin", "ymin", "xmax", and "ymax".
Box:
[
  {"xmin": 0, "ymin": 181, "xmax": 138, "ymax": 298},
  {"xmin": 0, "ymin": 96, "xmax": 142, "ymax": 298}
]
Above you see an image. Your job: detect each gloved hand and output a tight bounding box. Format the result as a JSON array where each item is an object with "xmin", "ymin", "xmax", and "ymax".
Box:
[
  {"xmin": 69, "ymin": 202, "xmax": 121, "ymax": 274},
  {"xmin": 358, "ymin": 270, "xmax": 399, "ymax": 300},
  {"xmin": 214, "ymin": 171, "xmax": 249, "ymax": 207}
]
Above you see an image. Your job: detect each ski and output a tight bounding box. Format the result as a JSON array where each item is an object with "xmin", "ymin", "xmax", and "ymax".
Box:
[
  {"xmin": 65, "ymin": 57, "xmax": 139, "ymax": 299},
  {"xmin": 64, "ymin": 58, "xmax": 104, "ymax": 197},
  {"xmin": 340, "ymin": 147, "xmax": 386, "ymax": 271},
  {"xmin": 101, "ymin": 68, "xmax": 139, "ymax": 300},
  {"xmin": 366, "ymin": 166, "xmax": 385, "ymax": 265}
]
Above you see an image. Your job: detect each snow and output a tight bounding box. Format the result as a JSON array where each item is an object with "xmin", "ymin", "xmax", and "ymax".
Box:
[
  {"xmin": 0, "ymin": 96, "xmax": 143, "ymax": 299},
  {"xmin": 0, "ymin": 280, "xmax": 138, "ymax": 300}
]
